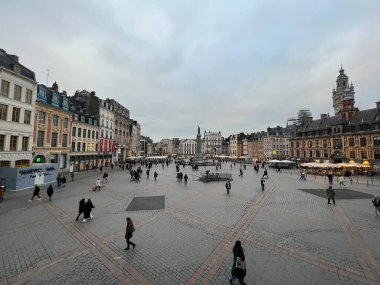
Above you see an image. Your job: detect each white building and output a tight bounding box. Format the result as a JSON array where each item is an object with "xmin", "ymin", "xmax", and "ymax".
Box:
[
  {"xmin": 203, "ymin": 131, "xmax": 222, "ymax": 154},
  {"xmin": 159, "ymin": 139, "xmax": 173, "ymax": 155},
  {"xmin": 179, "ymin": 139, "xmax": 197, "ymax": 155},
  {"xmin": 0, "ymin": 49, "xmax": 37, "ymax": 168},
  {"xmin": 229, "ymin": 135, "xmax": 238, "ymax": 156},
  {"xmin": 99, "ymin": 98, "xmax": 115, "ymax": 162}
]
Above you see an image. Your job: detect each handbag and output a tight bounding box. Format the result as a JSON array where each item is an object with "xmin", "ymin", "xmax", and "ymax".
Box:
[{"xmin": 235, "ymin": 257, "xmax": 245, "ymax": 270}]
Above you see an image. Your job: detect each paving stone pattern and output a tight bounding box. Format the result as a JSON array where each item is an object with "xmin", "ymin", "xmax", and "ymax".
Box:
[{"xmin": 0, "ymin": 163, "xmax": 379, "ymax": 284}]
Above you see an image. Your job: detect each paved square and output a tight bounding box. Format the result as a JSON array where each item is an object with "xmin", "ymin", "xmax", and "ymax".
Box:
[{"xmin": 0, "ymin": 163, "xmax": 379, "ymax": 285}]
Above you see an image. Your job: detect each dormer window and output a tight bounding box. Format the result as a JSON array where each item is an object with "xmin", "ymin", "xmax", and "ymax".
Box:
[{"xmin": 74, "ymin": 114, "xmax": 79, "ymax": 121}]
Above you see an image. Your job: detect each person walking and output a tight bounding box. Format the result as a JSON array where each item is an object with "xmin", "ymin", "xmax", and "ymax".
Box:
[
  {"xmin": 29, "ymin": 184, "xmax": 41, "ymax": 201},
  {"xmin": 95, "ymin": 178, "xmax": 101, "ymax": 191},
  {"xmin": 0, "ymin": 185, "xmax": 4, "ymax": 202},
  {"xmin": 261, "ymin": 177, "xmax": 265, "ymax": 191},
  {"xmin": 61, "ymin": 176, "xmax": 66, "ymax": 187},
  {"xmin": 146, "ymin": 169, "xmax": 150, "ymax": 178},
  {"xmin": 327, "ymin": 173, "xmax": 333, "ymax": 185},
  {"xmin": 339, "ymin": 176, "xmax": 345, "ymax": 186},
  {"xmin": 70, "ymin": 172, "xmax": 74, "ymax": 182},
  {"xmin": 372, "ymin": 196, "xmax": 380, "ymax": 216},
  {"xmin": 184, "ymin": 174, "xmax": 188, "ymax": 184},
  {"xmin": 326, "ymin": 186, "xmax": 336, "ymax": 205},
  {"xmin": 76, "ymin": 198, "xmax": 86, "ymax": 221},
  {"xmin": 239, "ymin": 168, "xmax": 243, "ymax": 177},
  {"xmin": 83, "ymin": 199, "xmax": 95, "ymax": 223},
  {"xmin": 229, "ymin": 240, "xmax": 246, "ymax": 285},
  {"xmin": 225, "ymin": 180, "xmax": 231, "ymax": 195},
  {"xmin": 46, "ymin": 184, "xmax": 54, "ymax": 201},
  {"xmin": 124, "ymin": 217, "xmax": 136, "ymax": 250},
  {"xmin": 56, "ymin": 174, "xmax": 62, "ymax": 187},
  {"xmin": 154, "ymin": 171, "xmax": 158, "ymax": 181}
]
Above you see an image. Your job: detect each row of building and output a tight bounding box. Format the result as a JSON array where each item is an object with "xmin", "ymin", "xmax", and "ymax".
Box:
[
  {"xmin": 0, "ymin": 48, "xmax": 141, "ymax": 171},
  {"xmin": 154, "ymin": 67, "xmax": 380, "ymax": 165}
]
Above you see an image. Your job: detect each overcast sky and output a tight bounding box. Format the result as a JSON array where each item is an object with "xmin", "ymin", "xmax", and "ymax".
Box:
[{"xmin": 1, "ymin": 0, "xmax": 380, "ymax": 141}]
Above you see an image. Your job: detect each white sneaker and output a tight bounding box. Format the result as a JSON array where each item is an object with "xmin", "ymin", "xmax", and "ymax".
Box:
[
  {"xmin": 37, "ymin": 198, "xmax": 41, "ymax": 200},
  {"xmin": 90, "ymin": 215, "xmax": 94, "ymax": 220},
  {"xmin": 82, "ymin": 219, "xmax": 87, "ymax": 223}
]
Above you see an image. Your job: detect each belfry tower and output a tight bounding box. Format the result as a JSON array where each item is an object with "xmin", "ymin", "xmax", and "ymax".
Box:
[{"xmin": 332, "ymin": 66, "xmax": 355, "ymax": 115}]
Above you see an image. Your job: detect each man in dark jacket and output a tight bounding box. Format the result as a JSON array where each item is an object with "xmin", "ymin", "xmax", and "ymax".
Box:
[
  {"xmin": 30, "ymin": 185, "xmax": 41, "ymax": 201},
  {"xmin": 47, "ymin": 184, "xmax": 54, "ymax": 201},
  {"xmin": 76, "ymin": 198, "xmax": 86, "ymax": 221},
  {"xmin": 326, "ymin": 186, "xmax": 336, "ymax": 205}
]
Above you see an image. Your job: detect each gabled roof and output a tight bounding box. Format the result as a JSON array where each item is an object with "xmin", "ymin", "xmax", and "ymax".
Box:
[{"xmin": 348, "ymin": 108, "xmax": 379, "ymax": 125}]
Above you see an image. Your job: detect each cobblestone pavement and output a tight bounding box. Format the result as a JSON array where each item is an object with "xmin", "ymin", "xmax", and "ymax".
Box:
[{"xmin": 0, "ymin": 163, "xmax": 380, "ymax": 285}]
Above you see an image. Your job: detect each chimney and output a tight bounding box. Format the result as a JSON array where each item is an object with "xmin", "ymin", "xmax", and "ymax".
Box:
[
  {"xmin": 62, "ymin": 90, "xmax": 67, "ymax": 96},
  {"xmin": 376, "ymin": 101, "xmax": 380, "ymax": 109},
  {"xmin": 90, "ymin": 91, "xmax": 96, "ymax": 96},
  {"xmin": 320, "ymin": 114, "xmax": 328, "ymax": 120},
  {"xmin": 52, "ymin": 81, "xmax": 59, "ymax": 91}
]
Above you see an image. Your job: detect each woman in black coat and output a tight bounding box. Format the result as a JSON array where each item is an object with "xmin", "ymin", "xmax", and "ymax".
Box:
[
  {"xmin": 83, "ymin": 199, "xmax": 94, "ymax": 222},
  {"xmin": 230, "ymin": 240, "xmax": 246, "ymax": 285},
  {"xmin": 46, "ymin": 184, "xmax": 54, "ymax": 201}
]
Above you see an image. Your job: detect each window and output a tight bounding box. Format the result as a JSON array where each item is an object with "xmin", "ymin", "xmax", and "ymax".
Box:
[
  {"xmin": 74, "ymin": 114, "xmax": 79, "ymax": 121},
  {"xmin": 374, "ymin": 137, "xmax": 380, "ymax": 146},
  {"xmin": 72, "ymin": 127, "xmax": 76, "ymax": 137},
  {"xmin": 350, "ymin": 151, "xmax": 355, "ymax": 159},
  {"xmin": 12, "ymin": 107, "xmax": 20, "ymax": 122},
  {"xmin": 1, "ymin": 80, "xmax": 10, "ymax": 97},
  {"xmin": 62, "ymin": 134, "xmax": 68, "ymax": 147},
  {"xmin": 82, "ymin": 129, "xmax": 86, "ymax": 138},
  {"xmin": 78, "ymin": 128, "xmax": 82, "ymax": 137},
  {"xmin": 87, "ymin": 129, "xmax": 91, "ymax": 138},
  {"xmin": 375, "ymin": 151, "xmax": 380, "ymax": 160},
  {"xmin": 92, "ymin": 131, "xmax": 95, "ymax": 139},
  {"xmin": 39, "ymin": 111, "xmax": 46, "ymax": 124},
  {"xmin": 361, "ymin": 150, "xmax": 367, "ymax": 159},
  {"xmin": 72, "ymin": 142, "xmax": 76, "ymax": 152},
  {"xmin": 10, "ymin": 136, "xmax": 18, "ymax": 151},
  {"xmin": 15, "ymin": 160, "xmax": 29, "ymax": 167},
  {"xmin": 0, "ymin": 104, "xmax": 7, "ymax": 120},
  {"xmin": 82, "ymin": 142, "xmax": 86, "ymax": 152},
  {"xmin": 63, "ymin": 118, "xmax": 68, "ymax": 128},
  {"xmin": 360, "ymin": 137, "xmax": 367, "ymax": 147},
  {"xmin": 22, "ymin": 137, "xmax": 29, "ymax": 151},
  {"xmin": 349, "ymin": 138, "xmax": 355, "ymax": 147},
  {"xmin": 96, "ymin": 132, "xmax": 98, "ymax": 139},
  {"xmin": 81, "ymin": 116, "xmax": 85, "ymax": 123},
  {"xmin": 0, "ymin": 135, "xmax": 5, "ymax": 150},
  {"xmin": 51, "ymin": 133, "xmax": 58, "ymax": 147},
  {"xmin": 37, "ymin": 130, "xmax": 44, "ymax": 147},
  {"xmin": 24, "ymin": 110, "xmax": 31, "ymax": 124},
  {"xmin": 53, "ymin": 115, "xmax": 59, "ymax": 127},
  {"xmin": 25, "ymin": 89, "xmax": 33, "ymax": 104},
  {"xmin": 0, "ymin": 161, "xmax": 10, "ymax": 167},
  {"xmin": 14, "ymin": 85, "xmax": 22, "ymax": 101},
  {"xmin": 77, "ymin": 142, "xmax": 81, "ymax": 152}
]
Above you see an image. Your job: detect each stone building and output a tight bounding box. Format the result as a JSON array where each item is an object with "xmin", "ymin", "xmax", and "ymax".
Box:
[
  {"xmin": 179, "ymin": 139, "xmax": 197, "ymax": 156},
  {"xmin": 69, "ymin": 98, "xmax": 99, "ymax": 171},
  {"xmin": 263, "ymin": 126, "xmax": 291, "ymax": 161},
  {"xmin": 106, "ymin": 99, "xmax": 130, "ymax": 161},
  {"xmin": 247, "ymin": 132, "xmax": 265, "ymax": 162},
  {"xmin": 131, "ymin": 120, "xmax": 141, "ymax": 156},
  {"xmin": 0, "ymin": 49, "xmax": 37, "ymax": 168},
  {"xmin": 289, "ymin": 68, "xmax": 380, "ymax": 165},
  {"xmin": 140, "ymin": 136, "xmax": 153, "ymax": 156},
  {"xmin": 33, "ymin": 83, "xmax": 72, "ymax": 169},
  {"xmin": 332, "ymin": 66, "xmax": 355, "ymax": 115},
  {"xmin": 203, "ymin": 131, "xmax": 222, "ymax": 155}
]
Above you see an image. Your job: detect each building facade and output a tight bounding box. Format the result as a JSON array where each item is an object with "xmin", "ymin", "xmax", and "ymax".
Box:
[
  {"xmin": 69, "ymin": 98, "xmax": 99, "ymax": 171},
  {"xmin": 33, "ymin": 83, "xmax": 72, "ymax": 169},
  {"xmin": 131, "ymin": 120, "xmax": 141, "ymax": 156},
  {"xmin": 203, "ymin": 131, "xmax": 222, "ymax": 155},
  {"xmin": 290, "ymin": 68, "xmax": 380, "ymax": 165},
  {"xmin": 332, "ymin": 67, "xmax": 355, "ymax": 115},
  {"xmin": 140, "ymin": 136, "xmax": 153, "ymax": 156},
  {"xmin": 263, "ymin": 127, "xmax": 290, "ymax": 161},
  {"xmin": 99, "ymin": 98, "xmax": 115, "ymax": 165},
  {"xmin": 0, "ymin": 49, "xmax": 37, "ymax": 168},
  {"xmin": 107, "ymin": 99, "xmax": 130, "ymax": 161},
  {"xmin": 179, "ymin": 139, "xmax": 197, "ymax": 155}
]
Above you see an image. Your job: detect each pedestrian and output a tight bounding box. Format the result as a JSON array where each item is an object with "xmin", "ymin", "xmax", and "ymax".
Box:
[
  {"xmin": 146, "ymin": 169, "xmax": 150, "ymax": 178},
  {"xmin": 339, "ymin": 176, "xmax": 345, "ymax": 186},
  {"xmin": 100, "ymin": 166, "xmax": 103, "ymax": 172},
  {"xmin": 261, "ymin": 177, "xmax": 265, "ymax": 191},
  {"xmin": 95, "ymin": 178, "xmax": 101, "ymax": 191},
  {"xmin": 327, "ymin": 173, "xmax": 333, "ymax": 185},
  {"xmin": 326, "ymin": 186, "xmax": 336, "ymax": 205},
  {"xmin": 61, "ymin": 176, "xmax": 66, "ymax": 187},
  {"xmin": 262, "ymin": 169, "xmax": 268, "ymax": 179},
  {"xmin": 239, "ymin": 168, "xmax": 243, "ymax": 177},
  {"xmin": 124, "ymin": 217, "xmax": 136, "ymax": 250},
  {"xmin": 29, "ymin": 184, "xmax": 41, "ymax": 201},
  {"xmin": 229, "ymin": 240, "xmax": 246, "ymax": 285},
  {"xmin": 225, "ymin": 180, "xmax": 231, "ymax": 195},
  {"xmin": 71, "ymin": 172, "xmax": 74, "ymax": 181},
  {"xmin": 47, "ymin": 184, "xmax": 54, "ymax": 201},
  {"xmin": 56, "ymin": 173, "xmax": 62, "ymax": 187},
  {"xmin": 184, "ymin": 174, "xmax": 188, "ymax": 184},
  {"xmin": 154, "ymin": 171, "xmax": 158, "ymax": 180},
  {"xmin": 372, "ymin": 196, "xmax": 380, "ymax": 216},
  {"xmin": 83, "ymin": 199, "xmax": 94, "ymax": 223},
  {"xmin": 76, "ymin": 198, "xmax": 86, "ymax": 221},
  {"xmin": 0, "ymin": 185, "xmax": 4, "ymax": 202}
]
